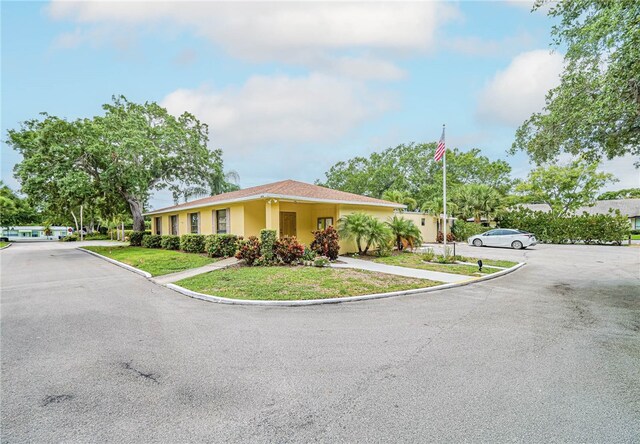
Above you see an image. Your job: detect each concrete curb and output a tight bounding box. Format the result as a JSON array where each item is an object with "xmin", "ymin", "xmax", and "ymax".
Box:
[
  {"xmin": 78, "ymin": 247, "xmax": 153, "ymax": 278},
  {"xmin": 0, "ymin": 243, "xmax": 12, "ymax": 251},
  {"xmin": 166, "ymin": 262, "xmax": 526, "ymax": 306}
]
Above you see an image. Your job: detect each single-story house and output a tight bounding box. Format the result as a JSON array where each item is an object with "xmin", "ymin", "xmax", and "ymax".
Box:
[
  {"xmin": 0, "ymin": 226, "xmax": 72, "ymax": 241},
  {"xmin": 517, "ymin": 198, "xmax": 640, "ymax": 229},
  {"xmin": 145, "ymin": 180, "xmax": 444, "ymax": 251}
]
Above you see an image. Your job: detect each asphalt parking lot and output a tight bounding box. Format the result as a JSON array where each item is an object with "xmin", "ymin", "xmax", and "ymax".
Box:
[{"xmin": 1, "ymin": 241, "xmax": 639, "ymax": 442}]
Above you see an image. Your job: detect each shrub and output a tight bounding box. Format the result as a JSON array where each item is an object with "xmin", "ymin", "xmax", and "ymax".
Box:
[
  {"xmin": 313, "ymin": 256, "xmax": 330, "ymax": 267},
  {"xmin": 275, "ymin": 236, "xmax": 305, "ymax": 264},
  {"xmin": 180, "ymin": 234, "xmax": 206, "ymax": 253},
  {"xmin": 386, "ymin": 215, "xmax": 422, "ymax": 251},
  {"xmin": 129, "ymin": 231, "xmax": 146, "ymax": 246},
  {"xmin": 376, "ymin": 241, "xmax": 392, "ymax": 257},
  {"xmin": 260, "ymin": 229, "xmax": 277, "ymax": 264},
  {"xmin": 205, "ymin": 234, "xmax": 241, "ymax": 257},
  {"xmin": 452, "ymin": 221, "xmax": 490, "ymax": 242},
  {"xmin": 61, "ymin": 234, "xmax": 77, "ymax": 242},
  {"xmin": 142, "ymin": 234, "xmax": 162, "ymax": 248},
  {"xmin": 302, "ymin": 246, "xmax": 317, "ymax": 261},
  {"xmin": 98, "ymin": 226, "xmax": 108, "ymax": 235},
  {"xmin": 436, "ymin": 231, "xmax": 456, "ymax": 243},
  {"xmin": 310, "ymin": 225, "xmax": 340, "ymax": 260},
  {"xmin": 630, "ymin": 229, "xmax": 640, "ymax": 235},
  {"xmin": 421, "ymin": 248, "xmax": 435, "ymax": 262},
  {"xmin": 161, "ymin": 235, "xmax": 180, "ymax": 250},
  {"xmin": 84, "ymin": 233, "xmax": 110, "ymax": 240},
  {"xmin": 497, "ymin": 208, "xmax": 629, "ymax": 245},
  {"xmin": 235, "ymin": 236, "xmax": 261, "ymax": 265}
]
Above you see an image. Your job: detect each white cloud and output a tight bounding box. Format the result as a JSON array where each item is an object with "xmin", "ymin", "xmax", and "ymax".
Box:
[
  {"xmin": 161, "ymin": 73, "xmax": 395, "ymax": 150},
  {"xmin": 46, "ymin": 1, "xmax": 458, "ymax": 78},
  {"xmin": 476, "ymin": 49, "xmax": 563, "ymax": 126},
  {"xmin": 446, "ymin": 32, "xmax": 535, "ymax": 57}
]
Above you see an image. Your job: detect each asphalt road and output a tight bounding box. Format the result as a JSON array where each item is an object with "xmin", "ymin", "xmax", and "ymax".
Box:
[{"xmin": 1, "ymin": 241, "xmax": 639, "ymax": 443}]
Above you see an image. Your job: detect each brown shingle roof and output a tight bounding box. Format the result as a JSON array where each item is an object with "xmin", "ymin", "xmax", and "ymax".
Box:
[{"xmin": 146, "ymin": 180, "xmax": 404, "ymax": 214}]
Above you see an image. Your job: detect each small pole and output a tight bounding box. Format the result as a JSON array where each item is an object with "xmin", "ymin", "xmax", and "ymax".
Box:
[{"xmin": 80, "ymin": 205, "xmax": 84, "ymax": 242}]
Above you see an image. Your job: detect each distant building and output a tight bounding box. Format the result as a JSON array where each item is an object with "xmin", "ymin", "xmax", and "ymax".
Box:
[
  {"xmin": 517, "ymin": 198, "xmax": 640, "ymax": 230},
  {"xmin": 0, "ymin": 226, "xmax": 72, "ymax": 241}
]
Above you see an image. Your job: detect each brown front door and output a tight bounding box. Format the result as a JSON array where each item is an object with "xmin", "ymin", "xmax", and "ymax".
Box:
[{"xmin": 279, "ymin": 212, "xmax": 297, "ymax": 237}]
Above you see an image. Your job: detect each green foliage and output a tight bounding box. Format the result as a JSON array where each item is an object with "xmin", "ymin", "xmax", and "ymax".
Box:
[
  {"xmin": 0, "ymin": 181, "xmax": 40, "ymax": 227},
  {"xmin": 313, "ymin": 257, "xmax": 330, "ymax": 268},
  {"xmin": 235, "ymin": 236, "xmax": 261, "ymax": 266},
  {"xmin": 598, "ymin": 188, "xmax": 640, "ymax": 200},
  {"xmin": 515, "ymin": 159, "xmax": 615, "ymax": 217},
  {"xmin": 259, "ymin": 229, "xmax": 277, "ymax": 264},
  {"xmin": 302, "ymin": 247, "xmax": 317, "ymax": 261},
  {"xmin": 274, "ymin": 236, "xmax": 305, "ymax": 264},
  {"xmin": 61, "ymin": 234, "xmax": 77, "ymax": 242},
  {"xmin": 129, "ymin": 231, "xmax": 146, "ymax": 247},
  {"xmin": 451, "ymin": 184, "xmax": 504, "ymax": 223},
  {"xmin": 339, "ymin": 214, "xmax": 391, "ymax": 255},
  {"xmin": 381, "ymin": 190, "xmax": 418, "ymax": 211},
  {"xmin": 452, "ymin": 221, "xmax": 491, "ymax": 242},
  {"xmin": 205, "ymin": 234, "xmax": 240, "ymax": 257},
  {"xmin": 83, "ymin": 233, "xmax": 110, "ymax": 240},
  {"xmin": 142, "ymin": 234, "xmax": 162, "ymax": 248},
  {"xmin": 318, "ymin": 144, "xmax": 514, "ymax": 205},
  {"xmin": 498, "ymin": 208, "xmax": 629, "ymax": 245},
  {"xmin": 512, "ymin": 0, "xmax": 640, "ymax": 163},
  {"xmin": 386, "ymin": 215, "xmax": 422, "ymax": 251},
  {"xmin": 310, "ymin": 226, "xmax": 340, "ymax": 260},
  {"xmin": 180, "ymin": 234, "xmax": 206, "ymax": 253},
  {"xmin": 8, "ymin": 96, "xmax": 225, "ymax": 231},
  {"xmin": 421, "ymin": 248, "xmax": 435, "ymax": 262},
  {"xmin": 160, "ymin": 235, "xmax": 180, "ymax": 250}
]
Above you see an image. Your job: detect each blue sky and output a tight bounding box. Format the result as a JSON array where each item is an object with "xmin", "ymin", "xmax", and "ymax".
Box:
[{"xmin": 2, "ymin": 1, "xmax": 636, "ymax": 209}]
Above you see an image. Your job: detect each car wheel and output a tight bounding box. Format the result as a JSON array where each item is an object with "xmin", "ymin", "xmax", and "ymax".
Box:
[
  {"xmin": 473, "ymin": 239, "xmax": 483, "ymax": 247},
  {"xmin": 511, "ymin": 240, "xmax": 523, "ymax": 249}
]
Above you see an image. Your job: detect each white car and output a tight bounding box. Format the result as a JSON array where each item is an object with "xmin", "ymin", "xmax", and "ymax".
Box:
[{"xmin": 468, "ymin": 229, "xmax": 537, "ymax": 249}]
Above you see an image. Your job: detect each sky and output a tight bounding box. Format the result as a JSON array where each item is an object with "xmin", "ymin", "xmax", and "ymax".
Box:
[{"xmin": 2, "ymin": 0, "xmax": 638, "ymax": 210}]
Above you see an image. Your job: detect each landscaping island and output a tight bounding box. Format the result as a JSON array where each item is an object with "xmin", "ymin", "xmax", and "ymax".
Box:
[
  {"xmin": 369, "ymin": 252, "xmax": 518, "ymax": 276},
  {"xmin": 83, "ymin": 246, "xmax": 217, "ymax": 276},
  {"xmin": 175, "ymin": 266, "xmax": 438, "ymax": 301}
]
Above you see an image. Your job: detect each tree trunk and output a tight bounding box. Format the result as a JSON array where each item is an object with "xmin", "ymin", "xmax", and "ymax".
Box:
[
  {"xmin": 124, "ymin": 194, "xmax": 145, "ymax": 232},
  {"xmin": 71, "ymin": 210, "xmax": 79, "ymax": 231}
]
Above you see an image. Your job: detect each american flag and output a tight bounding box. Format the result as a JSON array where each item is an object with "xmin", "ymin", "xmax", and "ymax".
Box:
[{"xmin": 434, "ymin": 127, "xmax": 445, "ymax": 162}]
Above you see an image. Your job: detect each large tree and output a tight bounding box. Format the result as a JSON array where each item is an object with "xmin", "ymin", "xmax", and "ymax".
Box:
[
  {"xmin": 9, "ymin": 96, "xmax": 224, "ymax": 231},
  {"xmin": 515, "ymin": 159, "xmax": 615, "ymax": 217},
  {"xmin": 512, "ymin": 0, "xmax": 640, "ymax": 164},
  {"xmin": 318, "ymin": 143, "xmax": 514, "ymax": 204},
  {"xmin": 0, "ymin": 182, "xmax": 39, "ymax": 227}
]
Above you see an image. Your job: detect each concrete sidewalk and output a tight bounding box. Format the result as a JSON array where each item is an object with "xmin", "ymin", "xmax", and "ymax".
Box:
[
  {"xmin": 333, "ymin": 256, "xmax": 471, "ymax": 283},
  {"xmin": 151, "ymin": 257, "xmax": 239, "ymax": 284}
]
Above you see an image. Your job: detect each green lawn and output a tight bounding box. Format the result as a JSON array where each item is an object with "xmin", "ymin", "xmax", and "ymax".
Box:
[
  {"xmin": 631, "ymin": 234, "xmax": 640, "ymax": 240},
  {"xmin": 372, "ymin": 253, "xmax": 518, "ymax": 276},
  {"xmin": 0, "ymin": 241, "xmax": 9, "ymax": 248},
  {"xmin": 84, "ymin": 246, "xmax": 217, "ymax": 276},
  {"xmin": 176, "ymin": 266, "xmax": 439, "ymax": 301}
]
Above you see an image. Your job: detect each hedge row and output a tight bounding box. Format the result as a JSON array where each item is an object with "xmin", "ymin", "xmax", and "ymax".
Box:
[
  {"xmin": 497, "ymin": 208, "xmax": 630, "ymax": 245},
  {"xmin": 138, "ymin": 233, "xmax": 242, "ymax": 256}
]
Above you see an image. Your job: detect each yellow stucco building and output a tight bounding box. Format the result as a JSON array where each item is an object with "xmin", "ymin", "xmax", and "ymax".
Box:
[{"xmin": 145, "ymin": 180, "xmax": 442, "ymax": 252}]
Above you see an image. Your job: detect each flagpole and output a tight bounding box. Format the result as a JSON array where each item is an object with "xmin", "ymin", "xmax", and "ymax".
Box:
[{"xmin": 442, "ymin": 124, "xmax": 447, "ymax": 255}]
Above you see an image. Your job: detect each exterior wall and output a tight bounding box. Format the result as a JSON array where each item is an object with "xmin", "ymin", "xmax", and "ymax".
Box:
[
  {"xmin": 149, "ymin": 200, "xmax": 402, "ymax": 254},
  {"xmin": 401, "ymin": 212, "xmax": 439, "ymax": 243},
  {"xmin": 337, "ymin": 204, "xmax": 396, "ymax": 253}
]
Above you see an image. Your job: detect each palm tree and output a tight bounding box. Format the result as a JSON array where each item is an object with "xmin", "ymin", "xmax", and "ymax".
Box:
[
  {"xmin": 338, "ymin": 213, "xmax": 392, "ymax": 255},
  {"xmin": 382, "ymin": 190, "xmax": 418, "ymax": 211},
  {"xmin": 173, "ymin": 170, "xmax": 241, "ymax": 204},
  {"xmin": 363, "ymin": 218, "xmax": 391, "ymax": 255},
  {"xmin": 386, "ymin": 215, "xmax": 422, "ymax": 251},
  {"xmin": 421, "ymin": 196, "xmax": 458, "ymax": 218},
  {"xmin": 338, "ymin": 213, "xmax": 370, "ymax": 254}
]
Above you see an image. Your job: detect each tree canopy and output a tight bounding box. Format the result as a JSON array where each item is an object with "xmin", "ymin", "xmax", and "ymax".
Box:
[
  {"xmin": 512, "ymin": 0, "xmax": 640, "ymax": 164},
  {"xmin": 597, "ymin": 188, "xmax": 640, "ymax": 200},
  {"xmin": 317, "ymin": 143, "xmax": 514, "ymax": 207},
  {"xmin": 514, "ymin": 159, "xmax": 615, "ymax": 217},
  {"xmin": 8, "ymin": 96, "xmax": 228, "ymax": 231},
  {"xmin": 0, "ymin": 182, "xmax": 39, "ymax": 227}
]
